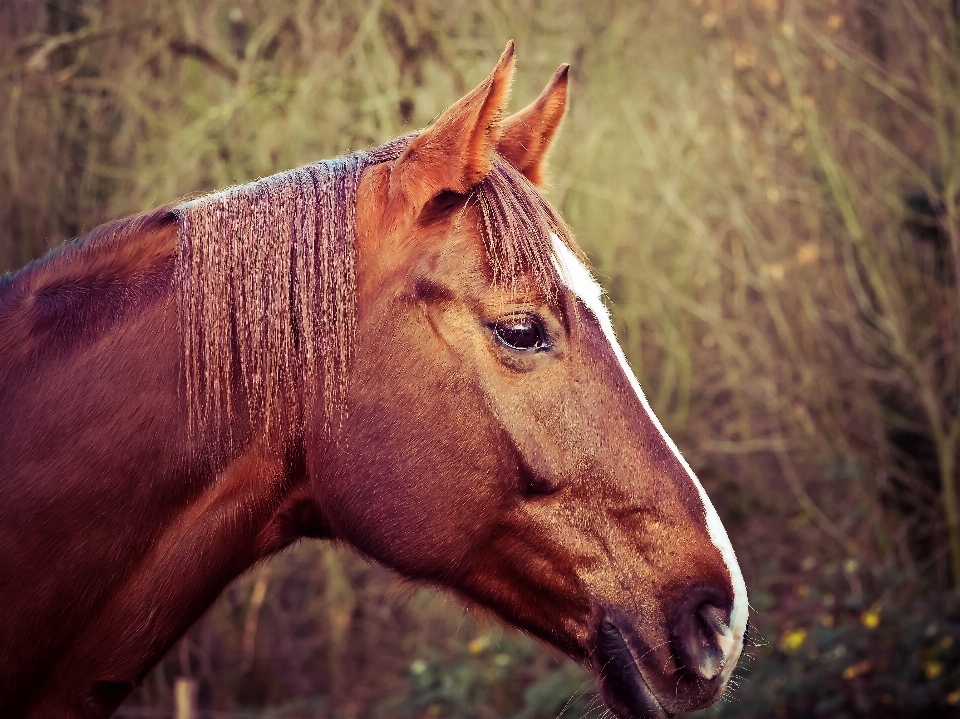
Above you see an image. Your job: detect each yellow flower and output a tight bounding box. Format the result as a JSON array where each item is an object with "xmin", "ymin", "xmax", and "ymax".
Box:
[
  {"xmin": 468, "ymin": 635, "xmax": 490, "ymax": 654},
  {"xmin": 842, "ymin": 660, "xmax": 872, "ymax": 680},
  {"xmin": 860, "ymin": 606, "xmax": 881, "ymax": 629},
  {"xmin": 782, "ymin": 627, "xmax": 807, "ymax": 651}
]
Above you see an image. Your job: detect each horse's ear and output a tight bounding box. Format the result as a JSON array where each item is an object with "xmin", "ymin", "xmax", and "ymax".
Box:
[
  {"xmin": 497, "ymin": 64, "xmax": 569, "ymax": 186},
  {"xmin": 388, "ymin": 42, "xmax": 515, "ymax": 223}
]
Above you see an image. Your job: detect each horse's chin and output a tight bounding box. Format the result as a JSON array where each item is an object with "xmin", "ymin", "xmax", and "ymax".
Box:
[{"xmin": 593, "ymin": 620, "xmax": 672, "ymax": 719}]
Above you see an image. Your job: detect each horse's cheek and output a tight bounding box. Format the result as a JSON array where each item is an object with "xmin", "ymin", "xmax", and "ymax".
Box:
[{"xmin": 322, "ymin": 339, "xmax": 506, "ymax": 577}]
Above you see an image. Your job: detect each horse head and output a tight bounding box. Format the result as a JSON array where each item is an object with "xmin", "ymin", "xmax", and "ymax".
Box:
[{"xmin": 316, "ymin": 43, "xmax": 748, "ymax": 718}]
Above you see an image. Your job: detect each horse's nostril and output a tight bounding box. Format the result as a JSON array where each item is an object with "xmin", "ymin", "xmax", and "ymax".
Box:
[
  {"xmin": 699, "ymin": 604, "xmax": 730, "ymax": 639},
  {"xmin": 672, "ymin": 600, "xmax": 729, "ymax": 681}
]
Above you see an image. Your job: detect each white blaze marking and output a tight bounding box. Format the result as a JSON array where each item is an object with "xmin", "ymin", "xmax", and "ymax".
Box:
[{"xmin": 551, "ymin": 235, "xmax": 748, "ymax": 684}]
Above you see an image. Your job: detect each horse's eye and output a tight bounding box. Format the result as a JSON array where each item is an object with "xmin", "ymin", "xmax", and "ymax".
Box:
[{"xmin": 492, "ymin": 316, "xmax": 548, "ymax": 351}]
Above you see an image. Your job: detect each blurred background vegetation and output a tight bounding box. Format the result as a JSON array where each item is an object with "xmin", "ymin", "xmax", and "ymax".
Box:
[{"xmin": 3, "ymin": 0, "xmax": 960, "ymax": 716}]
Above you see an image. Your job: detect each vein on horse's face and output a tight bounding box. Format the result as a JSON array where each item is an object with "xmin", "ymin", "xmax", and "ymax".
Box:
[{"xmin": 549, "ymin": 234, "xmax": 749, "ymax": 690}]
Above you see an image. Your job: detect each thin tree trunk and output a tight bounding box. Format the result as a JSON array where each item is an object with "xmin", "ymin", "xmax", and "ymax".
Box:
[
  {"xmin": 173, "ymin": 677, "xmax": 198, "ymax": 719},
  {"xmin": 240, "ymin": 563, "xmax": 272, "ymax": 675},
  {"xmin": 938, "ymin": 440, "xmax": 960, "ymax": 594}
]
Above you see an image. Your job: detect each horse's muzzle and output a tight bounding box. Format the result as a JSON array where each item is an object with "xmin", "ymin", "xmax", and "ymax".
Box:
[{"xmin": 593, "ymin": 598, "xmax": 734, "ymax": 719}]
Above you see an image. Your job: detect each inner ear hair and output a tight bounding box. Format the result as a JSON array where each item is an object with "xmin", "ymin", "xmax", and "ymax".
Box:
[
  {"xmin": 419, "ymin": 190, "xmax": 470, "ymax": 224},
  {"xmin": 387, "ymin": 41, "xmax": 516, "ymax": 229}
]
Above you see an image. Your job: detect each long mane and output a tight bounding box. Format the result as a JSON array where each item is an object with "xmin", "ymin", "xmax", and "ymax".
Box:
[
  {"xmin": 173, "ymin": 137, "xmax": 575, "ymax": 439},
  {"xmin": 174, "ymin": 138, "xmax": 407, "ymax": 437}
]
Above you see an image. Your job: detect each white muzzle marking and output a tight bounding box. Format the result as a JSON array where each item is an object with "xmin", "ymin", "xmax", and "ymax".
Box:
[{"xmin": 550, "ymin": 235, "xmax": 748, "ymax": 686}]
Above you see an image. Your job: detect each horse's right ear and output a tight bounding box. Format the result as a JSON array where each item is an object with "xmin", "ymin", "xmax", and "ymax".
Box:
[
  {"xmin": 387, "ymin": 42, "xmax": 516, "ymax": 227},
  {"xmin": 497, "ymin": 64, "xmax": 569, "ymax": 186}
]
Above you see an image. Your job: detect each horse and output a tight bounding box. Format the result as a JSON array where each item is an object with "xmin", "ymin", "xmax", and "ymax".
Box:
[{"xmin": 0, "ymin": 43, "xmax": 747, "ymax": 719}]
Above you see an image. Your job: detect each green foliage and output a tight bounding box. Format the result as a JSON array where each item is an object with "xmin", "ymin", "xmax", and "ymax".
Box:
[
  {"xmin": 695, "ymin": 572, "xmax": 960, "ymax": 718},
  {"xmin": 402, "ymin": 629, "xmax": 597, "ymax": 719}
]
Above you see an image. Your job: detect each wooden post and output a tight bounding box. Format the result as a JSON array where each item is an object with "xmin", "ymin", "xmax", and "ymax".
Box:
[{"xmin": 173, "ymin": 677, "xmax": 198, "ymax": 719}]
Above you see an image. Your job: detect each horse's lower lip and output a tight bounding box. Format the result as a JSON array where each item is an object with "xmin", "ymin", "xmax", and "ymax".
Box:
[{"xmin": 594, "ymin": 620, "xmax": 671, "ymax": 719}]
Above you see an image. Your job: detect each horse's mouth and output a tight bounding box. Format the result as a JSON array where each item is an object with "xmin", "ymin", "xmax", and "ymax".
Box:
[{"xmin": 593, "ymin": 619, "xmax": 671, "ymax": 719}]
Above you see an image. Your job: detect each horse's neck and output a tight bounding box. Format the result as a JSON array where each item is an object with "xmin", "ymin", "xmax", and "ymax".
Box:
[{"xmin": 0, "ymin": 223, "xmax": 315, "ymax": 717}]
